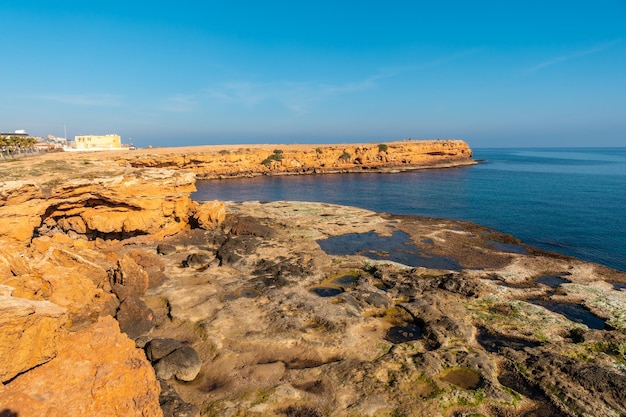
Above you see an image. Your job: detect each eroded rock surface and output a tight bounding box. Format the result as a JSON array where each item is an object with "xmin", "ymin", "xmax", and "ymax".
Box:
[
  {"xmin": 140, "ymin": 201, "xmax": 626, "ymax": 417},
  {"xmin": 0, "ymin": 291, "xmax": 68, "ymax": 382},
  {"xmin": 2, "ymin": 145, "xmax": 625, "ymax": 417},
  {"xmin": 0, "ymin": 316, "xmax": 163, "ymax": 417},
  {"xmin": 0, "ymin": 168, "xmax": 196, "ymax": 244}
]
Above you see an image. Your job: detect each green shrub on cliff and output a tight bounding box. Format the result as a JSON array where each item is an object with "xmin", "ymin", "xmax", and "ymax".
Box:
[
  {"xmin": 339, "ymin": 151, "xmax": 351, "ymax": 161},
  {"xmin": 261, "ymin": 149, "xmax": 284, "ymax": 166},
  {"xmin": 378, "ymin": 143, "xmax": 388, "ymax": 152}
]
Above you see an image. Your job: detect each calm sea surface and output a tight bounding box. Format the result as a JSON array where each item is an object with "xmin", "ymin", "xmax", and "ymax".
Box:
[{"xmin": 193, "ymin": 148, "xmax": 626, "ymax": 272}]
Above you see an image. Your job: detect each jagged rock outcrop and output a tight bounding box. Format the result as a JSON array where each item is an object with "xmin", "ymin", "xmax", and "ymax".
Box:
[
  {"xmin": 0, "ymin": 316, "xmax": 163, "ymax": 417},
  {"xmin": 0, "ymin": 165, "xmax": 211, "ymax": 416},
  {"xmin": 118, "ymin": 139, "xmax": 474, "ymax": 179},
  {"xmin": 110, "ymin": 254, "xmax": 150, "ymax": 301},
  {"xmin": 0, "ymin": 168, "xmax": 196, "ymax": 244},
  {"xmin": 0, "ymin": 236, "xmax": 118, "ymax": 329},
  {"xmin": 189, "ymin": 200, "xmax": 226, "ymax": 229}
]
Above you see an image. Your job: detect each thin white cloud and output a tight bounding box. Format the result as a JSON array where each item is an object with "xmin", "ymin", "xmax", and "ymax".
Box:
[
  {"xmin": 206, "ymin": 79, "xmax": 370, "ymax": 116},
  {"xmin": 208, "ymin": 82, "xmax": 271, "ymax": 107},
  {"xmin": 525, "ymin": 39, "xmax": 622, "ymax": 74},
  {"xmin": 39, "ymin": 93, "xmax": 121, "ymax": 106},
  {"xmin": 377, "ymin": 48, "xmax": 483, "ymax": 77},
  {"xmin": 206, "ymin": 49, "xmax": 481, "ymax": 115},
  {"xmin": 157, "ymin": 94, "xmax": 198, "ymax": 113}
]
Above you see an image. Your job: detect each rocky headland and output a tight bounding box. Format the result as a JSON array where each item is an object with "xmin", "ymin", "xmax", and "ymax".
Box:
[
  {"xmin": 115, "ymin": 139, "xmax": 475, "ymax": 179},
  {"xmin": 1, "ymin": 139, "xmax": 625, "ymax": 417}
]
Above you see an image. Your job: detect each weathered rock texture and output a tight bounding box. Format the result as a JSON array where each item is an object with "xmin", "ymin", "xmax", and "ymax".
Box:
[
  {"xmin": 118, "ymin": 139, "xmax": 474, "ymax": 179},
  {"xmin": 142, "ymin": 201, "xmax": 626, "ymax": 417},
  {"xmin": 5, "ymin": 141, "xmax": 625, "ymax": 416},
  {"xmin": 0, "ymin": 168, "xmax": 196, "ymax": 244},
  {"xmin": 0, "ymin": 316, "xmax": 163, "ymax": 417},
  {"xmin": 0, "ymin": 159, "xmax": 221, "ymax": 416},
  {"xmin": 0, "ymin": 290, "xmax": 68, "ymax": 382}
]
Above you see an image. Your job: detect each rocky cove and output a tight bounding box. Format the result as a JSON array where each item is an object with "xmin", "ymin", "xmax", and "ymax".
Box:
[{"xmin": 1, "ymin": 140, "xmax": 625, "ymax": 417}]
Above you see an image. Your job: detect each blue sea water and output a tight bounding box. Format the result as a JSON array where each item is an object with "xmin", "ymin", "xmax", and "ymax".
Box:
[{"xmin": 193, "ymin": 148, "xmax": 626, "ymax": 272}]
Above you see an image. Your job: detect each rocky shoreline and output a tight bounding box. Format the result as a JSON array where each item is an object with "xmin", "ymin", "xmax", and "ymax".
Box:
[{"xmin": 1, "ymin": 140, "xmax": 625, "ymax": 417}]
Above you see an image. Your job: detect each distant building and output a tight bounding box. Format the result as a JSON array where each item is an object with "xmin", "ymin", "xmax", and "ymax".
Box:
[
  {"xmin": 0, "ymin": 130, "xmax": 29, "ymax": 138},
  {"xmin": 74, "ymin": 134, "xmax": 122, "ymax": 150}
]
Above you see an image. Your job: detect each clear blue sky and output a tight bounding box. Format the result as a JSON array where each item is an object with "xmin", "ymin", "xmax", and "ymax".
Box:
[{"xmin": 1, "ymin": 1, "xmax": 625, "ymax": 148}]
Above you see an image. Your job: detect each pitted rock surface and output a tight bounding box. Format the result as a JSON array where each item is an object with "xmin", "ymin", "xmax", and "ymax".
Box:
[{"xmin": 141, "ymin": 201, "xmax": 626, "ymax": 417}]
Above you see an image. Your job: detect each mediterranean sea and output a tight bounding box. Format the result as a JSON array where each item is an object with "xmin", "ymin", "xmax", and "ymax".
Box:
[{"xmin": 193, "ymin": 148, "xmax": 626, "ymax": 272}]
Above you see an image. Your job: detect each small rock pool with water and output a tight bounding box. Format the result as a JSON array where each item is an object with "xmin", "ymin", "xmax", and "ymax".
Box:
[{"xmin": 317, "ymin": 230, "xmax": 462, "ymax": 270}]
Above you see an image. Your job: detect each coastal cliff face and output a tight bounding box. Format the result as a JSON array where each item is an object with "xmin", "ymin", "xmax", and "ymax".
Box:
[
  {"xmin": 118, "ymin": 139, "xmax": 474, "ymax": 179},
  {"xmin": 0, "ymin": 163, "xmax": 224, "ymax": 417},
  {"xmin": 0, "ymin": 168, "xmax": 197, "ymax": 244},
  {"xmin": 2, "ymin": 142, "xmax": 626, "ymax": 416}
]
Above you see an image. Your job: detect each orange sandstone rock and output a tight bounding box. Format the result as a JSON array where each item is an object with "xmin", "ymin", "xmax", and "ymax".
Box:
[
  {"xmin": 0, "ymin": 290, "xmax": 68, "ymax": 382},
  {"xmin": 0, "ymin": 168, "xmax": 196, "ymax": 244},
  {"xmin": 0, "ymin": 241, "xmax": 118, "ymax": 330},
  {"xmin": 0, "ymin": 316, "xmax": 163, "ymax": 417},
  {"xmin": 190, "ymin": 200, "xmax": 226, "ymax": 230},
  {"xmin": 110, "ymin": 255, "xmax": 150, "ymax": 302},
  {"xmin": 118, "ymin": 139, "xmax": 474, "ymax": 179}
]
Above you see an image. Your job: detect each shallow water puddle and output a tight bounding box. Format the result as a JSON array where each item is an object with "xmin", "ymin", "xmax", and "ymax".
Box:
[
  {"xmin": 384, "ymin": 323, "xmax": 422, "ymax": 344},
  {"xmin": 309, "ymin": 287, "xmax": 343, "ymax": 297},
  {"xmin": 309, "ymin": 271, "xmax": 359, "ymax": 297},
  {"xmin": 331, "ymin": 274, "xmax": 359, "ymax": 287},
  {"xmin": 438, "ymin": 368, "xmax": 483, "ymax": 390},
  {"xmin": 317, "ymin": 230, "xmax": 462, "ymax": 270},
  {"xmin": 535, "ymin": 275, "xmax": 570, "ymax": 288},
  {"xmin": 529, "ymin": 299, "xmax": 606, "ymax": 330},
  {"xmin": 221, "ymin": 287, "xmax": 260, "ymax": 301}
]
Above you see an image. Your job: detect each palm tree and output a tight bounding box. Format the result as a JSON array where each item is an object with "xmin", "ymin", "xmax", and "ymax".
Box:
[{"xmin": 0, "ymin": 135, "xmax": 37, "ymax": 158}]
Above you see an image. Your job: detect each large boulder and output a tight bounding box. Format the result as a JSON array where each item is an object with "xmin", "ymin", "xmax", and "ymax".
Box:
[
  {"xmin": 153, "ymin": 346, "xmax": 202, "ymax": 382},
  {"xmin": 128, "ymin": 249, "xmax": 167, "ymax": 288},
  {"xmin": 145, "ymin": 338, "xmax": 184, "ymax": 362},
  {"xmin": 110, "ymin": 255, "xmax": 150, "ymax": 301},
  {"xmin": 157, "ymin": 243, "xmax": 177, "ymax": 256},
  {"xmin": 0, "ymin": 316, "xmax": 163, "ymax": 417},
  {"xmin": 116, "ymin": 296, "xmax": 156, "ymax": 340}
]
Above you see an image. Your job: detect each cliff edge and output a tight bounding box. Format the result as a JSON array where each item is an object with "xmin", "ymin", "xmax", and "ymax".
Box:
[{"xmin": 117, "ymin": 139, "xmax": 474, "ymax": 179}]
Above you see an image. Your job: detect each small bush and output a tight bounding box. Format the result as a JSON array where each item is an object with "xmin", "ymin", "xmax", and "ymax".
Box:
[
  {"xmin": 339, "ymin": 151, "xmax": 351, "ymax": 161},
  {"xmin": 378, "ymin": 143, "xmax": 388, "ymax": 152},
  {"xmin": 218, "ymin": 149, "xmax": 230, "ymax": 155},
  {"xmin": 315, "ymin": 147, "xmax": 323, "ymax": 154},
  {"xmin": 261, "ymin": 151, "xmax": 283, "ymax": 166}
]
